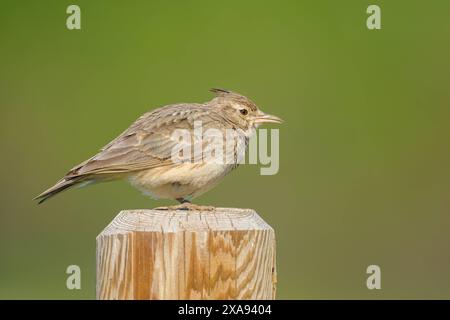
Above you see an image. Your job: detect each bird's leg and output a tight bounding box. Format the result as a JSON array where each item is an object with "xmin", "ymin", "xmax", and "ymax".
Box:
[{"xmin": 154, "ymin": 198, "xmax": 215, "ymax": 211}]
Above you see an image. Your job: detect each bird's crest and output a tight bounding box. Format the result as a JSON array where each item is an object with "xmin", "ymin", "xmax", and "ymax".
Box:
[
  {"xmin": 210, "ymin": 88, "xmax": 232, "ymax": 96},
  {"xmin": 210, "ymin": 88, "xmax": 258, "ymax": 111}
]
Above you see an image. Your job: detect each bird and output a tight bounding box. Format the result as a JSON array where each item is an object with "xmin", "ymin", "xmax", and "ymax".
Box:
[{"xmin": 34, "ymin": 88, "xmax": 282, "ymax": 210}]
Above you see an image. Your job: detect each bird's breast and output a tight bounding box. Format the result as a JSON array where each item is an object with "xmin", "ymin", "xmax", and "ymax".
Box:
[{"xmin": 128, "ymin": 162, "xmax": 235, "ymax": 200}]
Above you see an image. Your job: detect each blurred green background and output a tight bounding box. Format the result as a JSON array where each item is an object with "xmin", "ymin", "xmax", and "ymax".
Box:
[{"xmin": 1, "ymin": 0, "xmax": 450, "ymax": 299}]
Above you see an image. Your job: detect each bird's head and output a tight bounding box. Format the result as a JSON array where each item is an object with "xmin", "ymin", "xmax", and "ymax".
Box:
[{"xmin": 209, "ymin": 88, "xmax": 283, "ymax": 132}]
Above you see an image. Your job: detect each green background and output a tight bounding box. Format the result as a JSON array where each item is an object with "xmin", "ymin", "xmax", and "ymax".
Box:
[{"xmin": 1, "ymin": 0, "xmax": 450, "ymax": 299}]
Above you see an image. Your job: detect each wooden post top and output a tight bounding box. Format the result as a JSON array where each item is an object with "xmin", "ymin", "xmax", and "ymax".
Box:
[
  {"xmin": 96, "ymin": 208, "xmax": 277, "ymax": 299},
  {"xmin": 98, "ymin": 208, "xmax": 273, "ymax": 235}
]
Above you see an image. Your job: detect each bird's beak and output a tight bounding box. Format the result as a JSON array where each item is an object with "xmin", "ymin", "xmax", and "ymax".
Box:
[{"xmin": 254, "ymin": 112, "xmax": 283, "ymax": 124}]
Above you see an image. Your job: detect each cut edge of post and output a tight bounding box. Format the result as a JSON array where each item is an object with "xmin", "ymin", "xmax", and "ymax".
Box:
[{"xmin": 97, "ymin": 207, "xmax": 273, "ymax": 235}]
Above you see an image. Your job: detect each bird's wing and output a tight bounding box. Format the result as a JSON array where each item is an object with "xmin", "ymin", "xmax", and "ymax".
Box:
[{"xmin": 65, "ymin": 103, "xmax": 222, "ymax": 178}]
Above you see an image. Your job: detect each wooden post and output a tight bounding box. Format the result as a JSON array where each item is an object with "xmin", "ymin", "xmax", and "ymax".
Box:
[{"xmin": 96, "ymin": 208, "xmax": 277, "ymax": 300}]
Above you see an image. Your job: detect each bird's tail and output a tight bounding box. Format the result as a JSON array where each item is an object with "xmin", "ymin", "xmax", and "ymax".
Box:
[{"xmin": 34, "ymin": 177, "xmax": 86, "ymax": 204}]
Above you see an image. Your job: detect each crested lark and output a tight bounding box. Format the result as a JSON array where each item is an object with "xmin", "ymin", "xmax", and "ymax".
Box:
[{"xmin": 34, "ymin": 89, "xmax": 282, "ymax": 210}]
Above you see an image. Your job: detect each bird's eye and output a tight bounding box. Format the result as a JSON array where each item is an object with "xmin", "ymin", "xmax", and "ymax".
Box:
[{"xmin": 240, "ymin": 109, "xmax": 248, "ymax": 116}]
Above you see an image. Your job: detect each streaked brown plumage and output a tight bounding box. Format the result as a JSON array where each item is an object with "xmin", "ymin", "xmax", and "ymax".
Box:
[{"xmin": 34, "ymin": 89, "xmax": 282, "ymax": 209}]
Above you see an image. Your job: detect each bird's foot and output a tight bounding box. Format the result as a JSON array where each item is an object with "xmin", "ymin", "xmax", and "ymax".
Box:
[
  {"xmin": 183, "ymin": 203, "xmax": 215, "ymax": 211},
  {"xmin": 154, "ymin": 203, "xmax": 215, "ymax": 211}
]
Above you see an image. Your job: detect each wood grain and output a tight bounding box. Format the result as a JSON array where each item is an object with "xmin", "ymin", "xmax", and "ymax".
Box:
[{"xmin": 96, "ymin": 208, "xmax": 277, "ymax": 300}]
